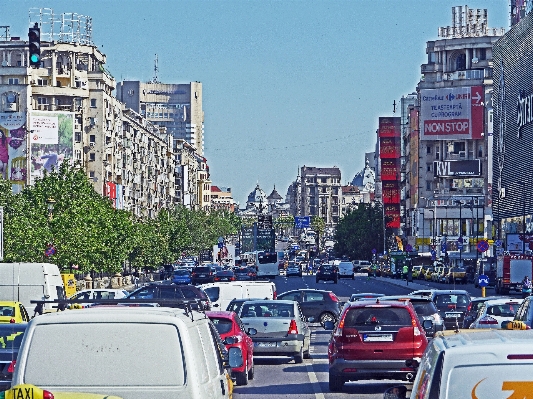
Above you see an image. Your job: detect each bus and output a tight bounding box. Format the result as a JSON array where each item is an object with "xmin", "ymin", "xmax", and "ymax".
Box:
[{"xmin": 255, "ymin": 251, "xmax": 279, "ymax": 279}]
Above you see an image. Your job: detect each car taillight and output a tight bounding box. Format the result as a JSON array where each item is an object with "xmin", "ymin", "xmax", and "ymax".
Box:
[
  {"xmin": 467, "ymin": 302, "xmax": 472, "ymax": 312},
  {"xmin": 9, "ymin": 318, "xmax": 15, "ymax": 323},
  {"xmin": 215, "ymin": 277, "xmax": 220, "ymax": 281},
  {"xmin": 479, "ymin": 316, "xmax": 499, "ymax": 325},
  {"xmin": 43, "ymin": 390, "xmax": 54, "ymax": 399},
  {"xmin": 192, "ymin": 272, "xmax": 197, "ymax": 276},
  {"xmin": 329, "ymin": 292, "xmax": 339, "ymax": 302},
  {"xmin": 288, "ymin": 319, "xmax": 298, "ymax": 334},
  {"xmin": 273, "ymin": 291, "xmax": 277, "ymax": 299},
  {"xmin": 7, "ymin": 359, "xmax": 16, "ymax": 373}
]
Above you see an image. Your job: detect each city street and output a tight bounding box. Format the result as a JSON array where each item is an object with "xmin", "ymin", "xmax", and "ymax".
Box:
[{"xmin": 233, "ymin": 273, "xmax": 497, "ymax": 399}]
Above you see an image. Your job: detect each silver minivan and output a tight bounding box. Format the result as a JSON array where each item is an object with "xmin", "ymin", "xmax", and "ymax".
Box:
[
  {"xmin": 12, "ymin": 307, "xmax": 240, "ymax": 399},
  {"xmin": 337, "ymin": 261, "xmax": 355, "ymax": 279}
]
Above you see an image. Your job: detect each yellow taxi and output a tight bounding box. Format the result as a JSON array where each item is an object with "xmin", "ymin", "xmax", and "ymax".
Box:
[
  {"xmin": 411, "ymin": 265, "xmax": 422, "ymax": 279},
  {"xmin": 1, "ymin": 384, "xmax": 124, "ymax": 399},
  {"xmin": 424, "ymin": 266, "xmax": 435, "ymax": 281},
  {"xmin": 0, "ymin": 302, "xmax": 30, "ymax": 324}
]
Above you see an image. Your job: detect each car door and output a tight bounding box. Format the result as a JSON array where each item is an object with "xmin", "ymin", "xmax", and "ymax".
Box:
[
  {"xmin": 302, "ymin": 291, "xmax": 325, "ymax": 320},
  {"xmin": 236, "ymin": 314, "xmax": 253, "ymax": 365},
  {"xmin": 295, "ymin": 303, "xmax": 310, "ymax": 349}
]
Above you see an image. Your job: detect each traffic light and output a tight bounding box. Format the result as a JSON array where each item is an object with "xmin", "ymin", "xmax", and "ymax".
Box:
[{"xmin": 28, "ymin": 23, "xmax": 40, "ymax": 67}]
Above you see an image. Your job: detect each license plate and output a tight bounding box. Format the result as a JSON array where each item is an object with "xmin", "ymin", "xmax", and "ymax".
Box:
[
  {"xmin": 254, "ymin": 342, "xmax": 277, "ymax": 347},
  {"xmin": 363, "ymin": 334, "xmax": 393, "ymax": 342},
  {"xmin": 446, "ymin": 312, "xmax": 462, "ymax": 318},
  {"xmin": 199, "ymin": 274, "xmax": 206, "ymax": 277}
]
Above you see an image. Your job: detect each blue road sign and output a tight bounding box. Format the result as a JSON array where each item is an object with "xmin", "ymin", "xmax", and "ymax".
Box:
[
  {"xmin": 431, "ymin": 249, "xmax": 436, "ymax": 261},
  {"xmin": 495, "ymin": 239, "xmax": 503, "ymax": 247},
  {"xmin": 478, "ymin": 274, "xmax": 489, "ymax": 287},
  {"xmin": 441, "ymin": 242, "xmax": 447, "ymax": 252},
  {"xmin": 294, "ymin": 216, "xmax": 310, "ymax": 229},
  {"xmin": 477, "ymin": 240, "xmax": 489, "ymax": 253},
  {"xmin": 372, "ymin": 248, "xmax": 377, "ymax": 254},
  {"xmin": 457, "ymin": 237, "xmax": 464, "ymax": 250}
]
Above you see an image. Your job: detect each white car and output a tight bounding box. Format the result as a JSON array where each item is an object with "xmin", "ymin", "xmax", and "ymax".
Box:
[
  {"xmin": 469, "ymin": 298, "xmax": 521, "ymax": 329},
  {"xmin": 68, "ymin": 289, "xmax": 129, "ymax": 308}
]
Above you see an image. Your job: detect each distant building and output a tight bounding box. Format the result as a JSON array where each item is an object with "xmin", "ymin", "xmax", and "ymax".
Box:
[
  {"xmin": 211, "ymin": 186, "xmax": 235, "ymax": 212},
  {"xmin": 299, "ymin": 166, "xmax": 341, "ymax": 227}
]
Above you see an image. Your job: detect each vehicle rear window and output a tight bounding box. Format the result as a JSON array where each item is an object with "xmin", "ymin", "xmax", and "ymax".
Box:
[
  {"xmin": 320, "ymin": 265, "xmax": 334, "ymax": 272},
  {"xmin": 24, "ymin": 323, "xmax": 185, "ymax": 386},
  {"xmin": 487, "ymin": 303, "xmax": 518, "ymax": 317},
  {"xmin": 344, "ymin": 307, "xmax": 412, "ymax": 327},
  {"xmin": 412, "ymin": 301, "xmax": 438, "ymax": 316},
  {"xmin": 434, "ymin": 294, "xmax": 470, "ymax": 306},
  {"xmin": 0, "ymin": 325, "xmax": 26, "ymax": 350},
  {"xmin": 204, "ymin": 287, "xmax": 220, "ymax": 302},
  {"xmin": 210, "ymin": 317, "xmax": 233, "ymax": 334},
  {"xmin": 194, "ymin": 267, "xmax": 211, "ymax": 273},
  {"xmin": 174, "ymin": 270, "xmax": 189, "ymax": 276},
  {"xmin": 241, "ymin": 302, "xmax": 294, "ymax": 318}
]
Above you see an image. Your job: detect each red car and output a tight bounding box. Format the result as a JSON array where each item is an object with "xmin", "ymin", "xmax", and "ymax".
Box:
[
  {"xmin": 206, "ymin": 310, "xmax": 256, "ymax": 385},
  {"xmin": 326, "ymin": 299, "xmax": 432, "ymax": 391}
]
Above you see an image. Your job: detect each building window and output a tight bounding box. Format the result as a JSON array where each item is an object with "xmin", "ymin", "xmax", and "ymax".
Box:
[
  {"xmin": 428, "ymin": 52, "xmax": 436, "ymax": 63},
  {"xmin": 89, "ymin": 153, "xmax": 95, "ymax": 162},
  {"xmin": 426, "ymin": 145, "xmax": 432, "ymax": 154},
  {"xmin": 426, "ymin": 181, "xmax": 432, "ymax": 190},
  {"xmin": 89, "ymin": 171, "xmax": 95, "ymax": 178},
  {"xmin": 478, "ymin": 145, "xmax": 483, "ymax": 157},
  {"xmin": 427, "ymin": 164, "xmax": 431, "ymax": 172},
  {"xmin": 89, "ymin": 134, "xmax": 96, "ymax": 143},
  {"xmin": 479, "ymin": 48, "xmax": 486, "ymax": 61},
  {"xmin": 90, "ymin": 98, "xmax": 97, "ymax": 107},
  {"xmin": 37, "ymin": 97, "xmax": 48, "ymax": 105},
  {"xmin": 435, "ymin": 146, "xmax": 440, "ymax": 160},
  {"xmin": 8, "ymin": 78, "xmax": 19, "ymax": 85},
  {"xmin": 75, "ymin": 132, "xmax": 82, "ymax": 142},
  {"xmin": 37, "ymin": 79, "xmax": 48, "ymax": 86},
  {"xmin": 74, "ymin": 149, "xmax": 82, "ymax": 161},
  {"xmin": 453, "ymin": 142, "xmax": 466, "ymax": 153},
  {"xmin": 455, "ymin": 53, "xmax": 466, "ymax": 71}
]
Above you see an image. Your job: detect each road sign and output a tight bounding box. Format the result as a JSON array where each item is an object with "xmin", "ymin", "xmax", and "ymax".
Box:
[
  {"xmin": 457, "ymin": 237, "xmax": 463, "ymax": 250},
  {"xmin": 258, "ymin": 215, "xmax": 273, "ymax": 229},
  {"xmin": 495, "ymin": 239, "xmax": 503, "ymax": 247},
  {"xmin": 441, "ymin": 242, "xmax": 447, "ymax": 252},
  {"xmin": 477, "ymin": 239, "xmax": 489, "ymax": 253},
  {"xmin": 294, "ymin": 216, "xmax": 310, "ymax": 229},
  {"xmin": 477, "ymin": 274, "xmax": 489, "ymax": 287},
  {"xmin": 372, "ymin": 248, "xmax": 377, "ymax": 254},
  {"xmin": 431, "ymin": 249, "xmax": 436, "ymax": 261}
]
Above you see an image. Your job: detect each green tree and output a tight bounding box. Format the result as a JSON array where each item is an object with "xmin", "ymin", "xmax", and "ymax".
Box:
[{"xmin": 334, "ymin": 202, "xmax": 384, "ymax": 260}]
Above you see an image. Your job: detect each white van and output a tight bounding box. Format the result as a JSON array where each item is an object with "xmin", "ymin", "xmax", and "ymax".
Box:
[
  {"xmin": 201, "ymin": 281, "xmax": 276, "ymax": 310},
  {"xmin": 12, "ymin": 307, "xmax": 238, "ymax": 399},
  {"xmin": 0, "ymin": 263, "xmax": 65, "ymax": 312},
  {"xmin": 337, "ymin": 261, "xmax": 355, "ymax": 279},
  {"xmin": 384, "ymin": 329, "xmax": 533, "ymax": 399}
]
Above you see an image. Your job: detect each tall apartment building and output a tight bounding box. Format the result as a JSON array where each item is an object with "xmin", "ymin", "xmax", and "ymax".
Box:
[
  {"xmin": 0, "ymin": 13, "xmax": 189, "ymax": 218},
  {"xmin": 116, "ymin": 81, "xmax": 204, "ymax": 156},
  {"xmin": 410, "ymin": 6, "xmax": 504, "ymax": 263},
  {"xmin": 299, "ymin": 166, "xmax": 341, "ymax": 227}
]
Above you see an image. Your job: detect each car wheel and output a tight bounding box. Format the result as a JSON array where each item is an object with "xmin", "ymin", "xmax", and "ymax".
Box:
[
  {"xmin": 334, "ymin": 278, "xmax": 338, "ymax": 284},
  {"xmin": 248, "ymin": 359, "xmax": 254, "ymax": 380},
  {"xmin": 235, "ymin": 360, "xmax": 249, "ymax": 385},
  {"xmin": 351, "ymin": 274, "xmax": 355, "ymax": 280},
  {"xmin": 329, "ymin": 372, "xmax": 344, "ymax": 392},
  {"xmin": 294, "ymin": 345, "xmax": 303, "ymax": 364},
  {"xmin": 320, "ymin": 312, "xmax": 335, "ymax": 327}
]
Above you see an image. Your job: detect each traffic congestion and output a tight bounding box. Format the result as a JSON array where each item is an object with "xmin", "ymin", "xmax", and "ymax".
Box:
[{"xmin": 2, "ymin": 237, "xmax": 533, "ymax": 399}]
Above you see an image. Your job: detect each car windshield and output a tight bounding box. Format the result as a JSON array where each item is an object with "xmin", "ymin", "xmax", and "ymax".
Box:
[
  {"xmin": 434, "ymin": 294, "xmax": 469, "ymax": 306},
  {"xmin": 0, "ymin": 325, "xmax": 26, "ymax": 350},
  {"xmin": 241, "ymin": 302, "xmax": 294, "ymax": 318},
  {"xmin": 210, "ymin": 317, "xmax": 234, "ymax": 334},
  {"xmin": 344, "ymin": 307, "xmax": 412, "ymax": 327},
  {"xmin": 412, "ymin": 301, "xmax": 438, "ymax": 316}
]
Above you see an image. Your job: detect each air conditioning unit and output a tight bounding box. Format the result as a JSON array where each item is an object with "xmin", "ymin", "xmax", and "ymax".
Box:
[{"xmin": 89, "ymin": 142, "xmax": 95, "ymax": 148}]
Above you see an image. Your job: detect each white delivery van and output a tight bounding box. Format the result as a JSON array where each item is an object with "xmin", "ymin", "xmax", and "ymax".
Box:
[
  {"xmin": 0, "ymin": 262, "xmax": 65, "ymax": 312},
  {"xmin": 201, "ymin": 281, "xmax": 276, "ymax": 310},
  {"xmin": 12, "ymin": 307, "xmax": 238, "ymax": 399},
  {"xmin": 337, "ymin": 261, "xmax": 355, "ymax": 279},
  {"xmin": 384, "ymin": 329, "xmax": 533, "ymax": 399}
]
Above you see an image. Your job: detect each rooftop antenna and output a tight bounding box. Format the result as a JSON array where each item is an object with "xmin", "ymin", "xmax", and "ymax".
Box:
[
  {"xmin": 393, "ymin": 100, "xmax": 397, "ymax": 113},
  {"xmin": 152, "ymin": 54, "xmax": 159, "ymax": 83}
]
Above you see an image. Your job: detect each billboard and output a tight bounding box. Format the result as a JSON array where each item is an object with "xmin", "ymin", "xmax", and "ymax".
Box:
[
  {"xmin": 382, "ymin": 181, "xmax": 400, "ymax": 204},
  {"xmin": 409, "ymin": 108, "xmax": 420, "ymax": 203},
  {"xmin": 0, "ymin": 112, "xmax": 28, "ymax": 191},
  {"xmin": 379, "ymin": 137, "xmax": 400, "ymax": 158},
  {"xmin": 29, "ymin": 111, "xmax": 74, "ymax": 185},
  {"xmin": 381, "ymin": 159, "xmax": 400, "ymax": 181},
  {"xmin": 433, "ymin": 160, "xmax": 481, "ymax": 177},
  {"xmin": 378, "ymin": 117, "xmax": 401, "ymax": 138},
  {"xmin": 420, "ymin": 86, "xmax": 483, "ymax": 140},
  {"xmin": 384, "ymin": 204, "xmax": 400, "ymax": 228}
]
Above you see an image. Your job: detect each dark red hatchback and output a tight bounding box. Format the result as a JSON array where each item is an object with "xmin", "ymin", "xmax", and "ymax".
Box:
[{"xmin": 326, "ymin": 299, "xmax": 431, "ymax": 391}]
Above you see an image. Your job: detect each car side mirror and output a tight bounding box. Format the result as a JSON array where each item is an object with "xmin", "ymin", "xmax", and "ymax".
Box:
[
  {"xmin": 213, "ymin": 303, "xmax": 219, "ymax": 307},
  {"xmin": 383, "ymin": 385, "xmax": 408, "ymax": 399},
  {"xmin": 307, "ymin": 316, "xmax": 315, "ymax": 323},
  {"xmin": 228, "ymin": 346, "xmax": 243, "ymax": 369},
  {"xmin": 247, "ymin": 327, "xmax": 257, "ymax": 336},
  {"xmin": 323, "ymin": 320, "xmax": 335, "ymax": 330},
  {"xmin": 422, "ymin": 319, "xmax": 433, "ymax": 330}
]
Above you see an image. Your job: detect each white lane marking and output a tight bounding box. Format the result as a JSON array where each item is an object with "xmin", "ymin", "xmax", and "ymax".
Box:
[{"xmin": 306, "ymin": 363, "xmax": 325, "ymax": 399}]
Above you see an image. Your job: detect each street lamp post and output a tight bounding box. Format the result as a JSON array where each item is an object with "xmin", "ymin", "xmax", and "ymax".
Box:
[{"xmin": 455, "ymin": 199, "xmax": 463, "ymax": 266}]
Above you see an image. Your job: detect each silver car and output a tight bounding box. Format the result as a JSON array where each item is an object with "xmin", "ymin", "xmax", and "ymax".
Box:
[{"xmin": 238, "ymin": 300, "xmax": 311, "ymax": 363}]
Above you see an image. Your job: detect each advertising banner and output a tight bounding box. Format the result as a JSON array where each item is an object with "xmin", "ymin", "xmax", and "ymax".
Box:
[
  {"xmin": 0, "ymin": 112, "xmax": 27, "ymax": 191},
  {"xmin": 29, "ymin": 111, "xmax": 74, "ymax": 185},
  {"xmin": 420, "ymin": 86, "xmax": 483, "ymax": 140},
  {"xmin": 382, "ymin": 181, "xmax": 400, "ymax": 204},
  {"xmin": 381, "ymin": 159, "xmax": 400, "ymax": 181},
  {"xmin": 378, "ymin": 117, "xmax": 401, "ymax": 138},
  {"xmin": 409, "ymin": 108, "xmax": 420, "ymax": 203},
  {"xmin": 384, "ymin": 204, "xmax": 400, "ymax": 228},
  {"xmin": 379, "ymin": 137, "xmax": 400, "ymax": 158},
  {"xmin": 433, "ymin": 159, "xmax": 481, "ymax": 177}
]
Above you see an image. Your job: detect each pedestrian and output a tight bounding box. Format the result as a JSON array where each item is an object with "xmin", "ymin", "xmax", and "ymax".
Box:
[
  {"xmin": 134, "ymin": 275, "xmax": 140, "ymax": 288},
  {"xmin": 522, "ymin": 275, "xmax": 532, "ymax": 299},
  {"xmin": 402, "ymin": 264, "xmax": 408, "ymax": 280}
]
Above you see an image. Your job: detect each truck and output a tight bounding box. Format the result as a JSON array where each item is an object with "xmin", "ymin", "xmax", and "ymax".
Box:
[
  {"xmin": 495, "ymin": 255, "xmax": 533, "ymax": 294},
  {"xmin": 0, "ymin": 262, "xmax": 65, "ymax": 312}
]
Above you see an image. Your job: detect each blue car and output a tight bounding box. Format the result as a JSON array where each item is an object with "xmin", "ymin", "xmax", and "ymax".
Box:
[{"xmin": 172, "ymin": 269, "xmax": 192, "ymax": 285}]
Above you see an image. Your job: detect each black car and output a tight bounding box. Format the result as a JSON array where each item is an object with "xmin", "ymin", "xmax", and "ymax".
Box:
[
  {"xmin": 429, "ymin": 289, "xmax": 471, "ymax": 330},
  {"xmin": 0, "ymin": 323, "xmax": 27, "ymax": 391},
  {"xmin": 127, "ymin": 283, "xmax": 211, "ymax": 310},
  {"xmin": 277, "ymin": 289, "xmax": 342, "ymax": 327},
  {"xmin": 214, "ymin": 269, "xmax": 235, "ymax": 282},
  {"xmin": 191, "ymin": 266, "xmax": 215, "ymax": 285},
  {"xmin": 462, "ymin": 296, "xmax": 508, "ymax": 328},
  {"xmin": 234, "ymin": 267, "xmax": 256, "ymax": 281},
  {"xmin": 316, "ymin": 263, "xmax": 338, "ymax": 283}
]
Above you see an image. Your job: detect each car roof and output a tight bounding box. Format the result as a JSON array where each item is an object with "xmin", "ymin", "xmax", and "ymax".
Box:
[
  {"xmin": 431, "ymin": 289, "xmax": 471, "ymax": 295},
  {"xmin": 244, "ymin": 299, "xmax": 295, "ymax": 305},
  {"xmin": 434, "ymin": 329, "xmax": 533, "ymax": 350},
  {"xmin": 0, "ymin": 301, "xmax": 24, "ymax": 306},
  {"xmin": 279, "ymin": 289, "xmax": 332, "ymax": 295},
  {"xmin": 205, "ymin": 310, "xmax": 235, "ymax": 319},
  {"xmin": 346, "ymin": 299, "xmax": 414, "ymax": 308},
  {"xmin": 379, "ymin": 295, "xmax": 433, "ymax": 302},
  {"xmin": 482, "ymin": 298, "xmax": 522, "ymax": 305}
]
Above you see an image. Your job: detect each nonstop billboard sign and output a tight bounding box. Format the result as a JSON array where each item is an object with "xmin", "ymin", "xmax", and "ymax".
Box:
[
  {"xmin": 433, "ymin": 159, "xmax": 481, "ymax": 177},
  {"xmin": 420, "ymin": 86, "xmax": 484, "ymax": 140}
]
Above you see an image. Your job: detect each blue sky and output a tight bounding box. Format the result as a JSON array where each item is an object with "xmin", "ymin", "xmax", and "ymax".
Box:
[{"xmin": 2, "ymin": 1, "xmax": 509, "ymax": 205}]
